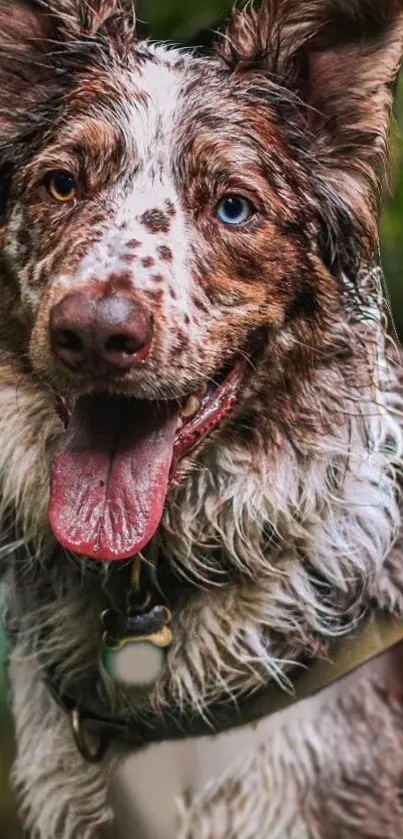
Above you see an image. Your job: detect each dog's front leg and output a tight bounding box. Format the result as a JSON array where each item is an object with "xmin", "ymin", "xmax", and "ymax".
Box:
[{"xmin": 9, "ymin": 651, "xmax": 118, "ymax": 839}]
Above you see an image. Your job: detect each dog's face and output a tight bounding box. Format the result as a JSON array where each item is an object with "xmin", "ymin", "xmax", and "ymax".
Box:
[
  {"xmin": 0, "ymin": 0, "xmax": 402, "ymax": 707},
  {"xmin": 4, "ymin": 47, "xmax": 326, "ymax": 563}
]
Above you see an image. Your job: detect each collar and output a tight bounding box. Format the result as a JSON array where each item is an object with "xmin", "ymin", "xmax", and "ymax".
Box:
[
  {"xmin": 42, "ymin": 612, "xmax": 403, "ymax": 764},
  {"xmin": 7, "ymin": 546, "xmax": 403, "ymax": 762}
]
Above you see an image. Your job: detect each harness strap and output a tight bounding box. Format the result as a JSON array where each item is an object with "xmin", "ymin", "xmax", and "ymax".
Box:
[{"xmin": 42, "ymin": 613, "xmax": 403, "ymax": 760}]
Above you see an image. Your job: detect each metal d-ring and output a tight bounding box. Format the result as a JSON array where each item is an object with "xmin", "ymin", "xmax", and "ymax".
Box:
[{"xmin": 71, "ymin": 709, "xmax": 109, "ymax": 764}]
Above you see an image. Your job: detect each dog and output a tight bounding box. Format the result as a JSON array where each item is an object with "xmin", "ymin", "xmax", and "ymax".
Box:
[{"xmin": 1, "ymin": 0, "xmax": 403, "ymax": 836}]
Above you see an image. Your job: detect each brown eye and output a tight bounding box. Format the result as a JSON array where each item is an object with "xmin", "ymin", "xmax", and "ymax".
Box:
[{"xmin": 43, "ymin": 170, "xmax": 77, "ymax": 203}]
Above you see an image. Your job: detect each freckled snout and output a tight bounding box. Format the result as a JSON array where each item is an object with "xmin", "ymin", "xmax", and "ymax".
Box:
[{"xmin": 49, "ymin": 292, "xmax": 153, "ymax": 375}]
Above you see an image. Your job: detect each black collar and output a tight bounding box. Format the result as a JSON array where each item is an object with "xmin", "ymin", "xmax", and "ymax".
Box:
[{"xmin": 7, "ymin": 550, "xmax": 403, "ymax": 764}]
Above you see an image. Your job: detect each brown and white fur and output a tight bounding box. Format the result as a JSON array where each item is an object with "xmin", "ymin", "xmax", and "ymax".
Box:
[{"xmin": 1, "ymin": 0, "xmax": 403, "ymax": 836}]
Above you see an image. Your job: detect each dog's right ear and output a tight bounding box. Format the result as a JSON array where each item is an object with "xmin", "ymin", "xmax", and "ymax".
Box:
[{"xmin": 0, "ymin": 0, "xmax": 136, "ymax": 141}]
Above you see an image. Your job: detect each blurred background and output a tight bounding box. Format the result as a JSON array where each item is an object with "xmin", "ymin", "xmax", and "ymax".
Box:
[{"xmin": 1, "ymin": 2, "xmax": 403, "ymax": 836}]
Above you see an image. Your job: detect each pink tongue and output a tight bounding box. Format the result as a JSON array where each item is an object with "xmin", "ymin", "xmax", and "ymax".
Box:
[{"xmin": 49, "ymin": 395, "xmax": 180, "ymax": 561}]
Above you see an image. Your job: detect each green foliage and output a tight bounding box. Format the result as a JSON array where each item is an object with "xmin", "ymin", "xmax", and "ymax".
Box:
[
  {"xmin": 136, "ymin": 0, "xmax": 231, "ymax": 38},
  {"xmin": 381, "ymin": 75, "xmax": 403, "ymax": 336}
]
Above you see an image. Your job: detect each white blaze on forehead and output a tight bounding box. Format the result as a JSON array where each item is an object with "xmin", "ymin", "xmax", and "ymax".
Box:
[{"xmin": 129, "ymin": 46, "xmax": 187, "ymax": 171}]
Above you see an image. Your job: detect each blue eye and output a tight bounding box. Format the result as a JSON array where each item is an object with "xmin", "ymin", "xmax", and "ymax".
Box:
[{"xmin": 215, "ymin": 195, "xmax": 254, "ymax": 226}]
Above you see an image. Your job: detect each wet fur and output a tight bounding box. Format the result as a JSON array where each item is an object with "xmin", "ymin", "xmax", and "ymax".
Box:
[{"xmin": 1, "ymin": 0, "xmax": 403, "ymax": 836}]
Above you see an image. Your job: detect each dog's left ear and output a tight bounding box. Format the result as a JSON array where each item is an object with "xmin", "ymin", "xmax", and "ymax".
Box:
[{"xmin": 217, "ymin": 0, "xmax": 403, "ymax": 251}]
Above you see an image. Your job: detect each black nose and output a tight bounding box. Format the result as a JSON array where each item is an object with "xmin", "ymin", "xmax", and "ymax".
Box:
[{"xmin": 50, "ymin": 293, "xmax": 153, "ymax": 374}]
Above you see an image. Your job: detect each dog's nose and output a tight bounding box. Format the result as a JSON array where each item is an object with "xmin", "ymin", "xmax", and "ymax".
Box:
[{"xmin": 50, "ymin": 293, "xmax": 153, "ymax": 374}]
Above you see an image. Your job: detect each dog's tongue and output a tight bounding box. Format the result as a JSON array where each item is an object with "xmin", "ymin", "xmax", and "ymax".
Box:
[{"xmin": 49, "ymin": 395, "xmax": 180, "ymax": 561}]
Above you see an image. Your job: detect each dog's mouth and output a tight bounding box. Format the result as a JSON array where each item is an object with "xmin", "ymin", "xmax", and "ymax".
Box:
[{"xmin": 49, "ymin": 359, "xmax": 245, "ymax": 561}]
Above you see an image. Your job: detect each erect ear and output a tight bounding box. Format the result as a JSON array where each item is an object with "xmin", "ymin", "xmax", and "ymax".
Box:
[
  {"xmin": 0, "ymin": 0, "xmax": 136, "ymax": 140},
  {"xmin": 217, "ymin": 0, "xmax": 403, "ymax": 257}
]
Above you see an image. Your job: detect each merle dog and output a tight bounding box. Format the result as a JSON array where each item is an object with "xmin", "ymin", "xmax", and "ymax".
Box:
[{"xmin": 1, "ymin": 1, "xmax": 403, "ymax": 837}]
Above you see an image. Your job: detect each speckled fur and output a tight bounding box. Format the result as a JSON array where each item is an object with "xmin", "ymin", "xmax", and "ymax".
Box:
[{"xmin": 1, "ymin": 1, "xmax": 403, "ymax": 837}]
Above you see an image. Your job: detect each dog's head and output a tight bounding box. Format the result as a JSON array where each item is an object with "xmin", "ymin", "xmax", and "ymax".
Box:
[{"xmin": 0, "ymin": 0, "xmax": 402, "ymax": 707}]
